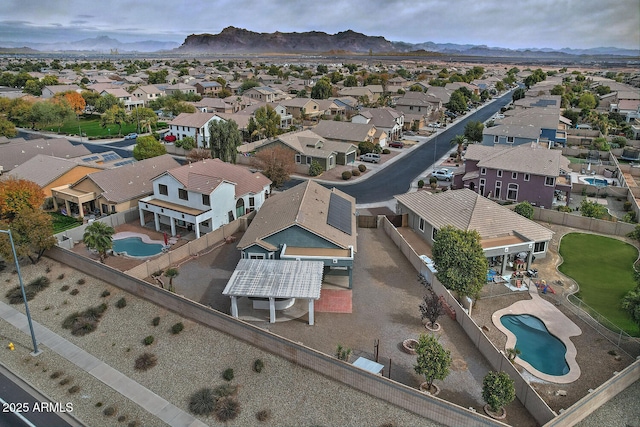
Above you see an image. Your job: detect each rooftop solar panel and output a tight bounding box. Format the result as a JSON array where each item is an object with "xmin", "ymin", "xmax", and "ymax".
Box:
[{"xmin": 327, "ymin": 192, "xmax": 352, "ymax": 235}]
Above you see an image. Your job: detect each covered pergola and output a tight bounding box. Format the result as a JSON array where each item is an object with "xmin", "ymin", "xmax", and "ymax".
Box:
[{"xmin": 223, "ymin": 259, "xmax": 323, "ymax": 325}]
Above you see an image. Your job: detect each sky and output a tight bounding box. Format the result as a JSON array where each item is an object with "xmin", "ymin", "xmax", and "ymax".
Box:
[{"xmin": 1, "ymin": 0, "xmax": 639, "ymax": 50}]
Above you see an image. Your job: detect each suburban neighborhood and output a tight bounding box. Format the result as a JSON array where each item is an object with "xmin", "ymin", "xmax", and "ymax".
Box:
[{"xmin": 0, "ymin": 26, "xmax": 639, "ymax": 427}]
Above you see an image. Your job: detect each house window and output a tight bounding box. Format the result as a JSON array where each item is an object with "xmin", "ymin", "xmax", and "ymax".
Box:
[
  {"xmin": 534, "ymin": 241, "xmax": 546, "ymax": 253},
  {"xmin": 306, "ymin": 157, "xmax": 312, "ymax": 165},
  {"xmin": 249, "ymin": 197, "xmax": 255, "ymax": 208},
  {"xmin": 507, "ymin": 183, "xmax": 518, "ymax": 201},
  {"xmin": 101, "ymin": 204, "xmax": 108, "ymax": 214},
  {"xmin": 202, "ymin": 194, "xmax": 210, "ymax": 205},
  {"xmin": 159, "ymin": 184, "xmax": 168, "ymax": 196},
  {"xmin": 545, "ymin": 176, "xmax": 556, "ymax": 186},
  {"xmin": 495, "ymin": 181, "xmax": 502, "ymax": 199},
  {"xmin": 497, "ymin": 170, "xmax": 503, "ymax": 178},
  {"xmin": 111, "ymin": 205, "xmax": 116, "ymax": 213},
  {"xmin": 524, "ymin": 173, "xmax": 530, "ymax": 181},
  {"xmin": 507, "ymin": 136, "xmax": 514, "ymax": 143},
  {"xmin": 479, "ymin": 178, "xmax": 486, "ymax": 196},
  {"xmin": 178, "ymin": 189, "xmax": 188, "ymax": 200},
  {"xmin": 432, "ymin": 228, "xmax": 438, "ymax": 241},
  {"xmin": 494, "ymin": 135, "xmax": 499, "ymax": 143},
  {"xmin": 249, "ymin": 253, "xmax": 265, "ymax": 259},
  {"xmin": 329, "ymin": 156, "xmax": 334, "ymax": 166},
  {"xmin": 295, "ymin": 154, "xmax": 301, "ymax": 164},
  {"xmin": 480, "ymin": 167, "xmax": 486, "ymax": 175},
  {"xmin": 512, "ymin": 172, "xmax": 518, "ymax": 180},
  {"xmin": 418, "ymin": 217, "xmax": 425, "ymax": 232}
]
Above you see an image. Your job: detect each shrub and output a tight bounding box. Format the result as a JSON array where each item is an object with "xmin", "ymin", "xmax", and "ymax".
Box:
[
  {"xmin": 308, "ymin": 160, "xmax": 324, "ymax": 177},
  {"xmin": 253, "ymin": 358, "xmax": 264, "ymax": 373},
  {"xmin": 429, "ymin": 176, "xmax": 437, "ymax": 185},
  {"xmin": 213, "ymin": 384, "xmax": 238, "ymax": 398},
  {"xmin": 382, "ymin": 148, "xmax": 391, "ymax": 154},
  {"xmin": 513, "ymin": 201, "xmax": 534, "ymax": 219},
  {"xmin": 115, "ymin": 297, "xmax": 127, "ymax": 308},
  {"xmin": 624, "ymin": 201, "xmax": 632, "ymax": 212},
  {"xmin": 358, "ymin": 164, "xmax": 366, "ymax": 172},
  {"xmin": 77, "ymin": 278, "xmax": 86, "ymax": 285},
  {"xmin": 215, "ymin": 397, "xmax": 241, "ymax": 422},
  {"xmin": 5, "ymin": 286, "xmax": 35, "ymax": 304},
  {"xmin": 59, "ymin": 377, "xmax": 71, "ymax": 386},
  {"xmin": 70, "ymin": 289, "xmax": 79, "ymax": 296},
  {"xmin": 95, "ymin": 402, "xmax": 103, "ymax": 407},
  {"xmin": 222, "ymin": 368, "xmax": 234, "ymax": 381},
  {"xmin": 50, "ymin": 371, "xmax": 64, "ymax": 379},
  {"xmin": 127, "ymin": 421, "xmax": 139, "ymax": 427},
  {"xmin": 68, "ymin": 385, "xmax": 80, "ymax": 394},
  {"xmin": 134, "ymin": 353, "xmax": 158, "ymax": 371},
  {"xmin": 189, "ymin": 388, "xmax": 216, "ymax": 415},
  {"xmin": 558, "ymin": 205, "xmax": 572, "ymax": 213},
  {"xmin": 103, "ymin": 406, "xmax": 116, "ymax": 417},
  {"xmin": 60, "ymin": 285, "xmax": 70, "ymax": 292},
  {"xmin": 171, "ymin": 322, "xmax": 184, "ymax": 334},
  {"xmin": 482, "ymin": 371, "xmax": 516, "ymax": 413},
  {"xmin": 418, "ymin": 179, "xmax": 425, "ymax": 188},
  {"xmin": 256, "ymin": 409, "xmax": 272, "ymax": 422},
  {"xmin": 57, "ymin": 273, "xmax": 65, "ymax": 280},
  {"xmin": 342, "ymin": 171, "xmax": 352, "ymax": 180},
  {"xmin": 351, "ymin": 168, "xmax": 361, "ymax": 176},
  {"xmin": 152, "ymin": 316, "xmax": 161, "ymax": 327},
  {"xmin": 71, "ymin": 319, "xmax": 97, "ymax": 336},
  {"xmin": 101, "ymin": 290, "xmax": 111, "ymax": 297},
  {"xmin": 117, "ymin": 415, "xmax": 126, "ymax": 422},
  {"xmin": 143, "ymin": 335, "xmax": 154, "ymax": 346},
  {"xmin": 29, "ymin": 276, "xmax": 51, "ymax": 291}
]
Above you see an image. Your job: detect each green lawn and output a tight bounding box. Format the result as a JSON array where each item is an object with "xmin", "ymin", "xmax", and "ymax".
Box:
[
  {"xmin": 55, "ymin": 115, "xmax": 138, "ymax": 138},
  {"xmin": 558, "ymin": 233, "xmax": 639, "ymax": 336},
  {"xmin": 48, "ymin": 212, "xmax": 82, "ymax": 234}
]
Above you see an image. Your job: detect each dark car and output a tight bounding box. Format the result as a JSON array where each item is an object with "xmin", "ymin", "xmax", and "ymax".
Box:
[
  {"xmin": 164, "ymin": 134, "xmax": 177, "ymax": 142},
  {"xmin": 389, "ymin": 141, "xmax": 404, "ymax": 148}
]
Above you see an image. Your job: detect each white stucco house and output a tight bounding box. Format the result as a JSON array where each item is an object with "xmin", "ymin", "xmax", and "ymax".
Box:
[
  {"xmin": 166, "ymin": 112, "xmax": 225, "ymax": 148},
  {"xmin": 138, "ymin": 158, "xmax": 272, "ymax": 238}
]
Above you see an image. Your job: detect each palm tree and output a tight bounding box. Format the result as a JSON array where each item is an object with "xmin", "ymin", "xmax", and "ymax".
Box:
[
  {"xmin": 164, "ymin": 268, "xmax": 179, "ymax": 292},
  {"xmin": 450, "ymin": 134, "xmax": 467, "ymax": 161},
  {"xmin": 83, "ymin": 222, "xmax": 115, "ymax": 263}
]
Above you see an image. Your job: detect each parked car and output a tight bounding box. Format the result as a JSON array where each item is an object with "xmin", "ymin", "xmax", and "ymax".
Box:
[
  {"xmin": 163, "ymin": 134, "xmax": 177, "ymax": 142},
  {"xmin": 431, "ymin": 168, "xmax": 453, "ymax": 181},
  {"xmin": 389, "ymin": 141, "xmax": 404, "ymax": 148},
  {"xmin": 428, "ymin": 123, "xmax": 441, "ymax": 128},
  {"xmin": 124, "ymin": 133, "xmax": 138, "ymax": 140},
  {"xmin": 359, "ymin": 153, "xmax": 381, "ymax": 163}
]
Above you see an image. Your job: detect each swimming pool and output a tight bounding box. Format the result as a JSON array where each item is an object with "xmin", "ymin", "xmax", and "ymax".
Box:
[
  {"xmin": 500, "ymin": 314, "xmax": 569, "ymax": 376},
  {"xmin": 113, "ymin": 237, "xmax": 163, "ymax": 257},
  {"xmin": 582, "ymin": 177, "xmax": 608, "ymax": 186}
]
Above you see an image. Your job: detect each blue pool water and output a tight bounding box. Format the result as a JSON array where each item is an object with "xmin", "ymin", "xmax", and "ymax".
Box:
[
  {"xmin": 113, "ymin": 237, "xmax": 163, "ymax": 257},
  {"xmin": 583, "ymin": 177, "xmax": 608, "ymax": 186},
  {"xmin": 500, "ymin": 314, "xmax": 569, "ymax": 376}
]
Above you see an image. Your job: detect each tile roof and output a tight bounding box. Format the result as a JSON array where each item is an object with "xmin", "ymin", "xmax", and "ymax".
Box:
[
  {"xmin": 465, "ymin": 144, "xmax": 570, "ymax": 176},
  {"xmin": 394, "ymin": 189, "xmax": 553, "ymax": 244},
  {"xmin": 6, "ymin": 154, "xmax": 102, "ymax": 187},
  {"xmin": 169, "ymin": 112, "xmax": 218, "ymax": 128},
  {"xmin": 80, "ymin": 154, "xmax": 181, "ymax": 203},
  {"xmin": 0, "ymin": 138, "xmax": 91, "ymax": 172},
  {"xmin": 165, "ymin": 158, "xmax": 271, "ymax": 197},
  {"xmin": 313, "ymin": 120, "xmax": 375, "ymax": 142},
  {"xmin": 237, "ymin": 180, "xmax": 357, "ymax": 252}
]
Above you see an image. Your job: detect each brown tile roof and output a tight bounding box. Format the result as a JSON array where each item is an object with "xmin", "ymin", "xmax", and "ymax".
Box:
[
  {"xmin": 313, "ymin": 120, "xmax": 375, "ymax": 143},
  {"xmin": 394, "ymin": 188, "xmax": 553, "ymax": 244},
  {"xmin": 169, "ymin": 112, "xmax": 217, "ymax": 128},
  {"xmin": 6, "ymin": 154, "xmax": 103, "ymax": 187},
  {"xmin": 79, "ymin": 154, "xmax": 181, "ymax": 203},
  {"xmin": 165, "ymin": 158, "xmax": 271, "ymax": 197},
  {"xmin": 237, "ymin": 180, "xmax": 357, "ymax": 252},
  {"xmin": 0, "ymin": 138, "xmax": 91, "ymax": 172},
  {"xmin": 465, "ymin": 144, "xmax": 570, "ymax": 176}
]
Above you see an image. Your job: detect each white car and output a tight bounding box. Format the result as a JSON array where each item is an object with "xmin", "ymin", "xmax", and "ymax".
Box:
[{"xmin": 432, "ymin": 169, "xmax": 453, "ymax": 181}]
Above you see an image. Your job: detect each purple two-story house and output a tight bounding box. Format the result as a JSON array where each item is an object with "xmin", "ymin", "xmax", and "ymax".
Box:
[{"xmin": 455, "ymin": 143, "xmax": 572, "ymax": 208}]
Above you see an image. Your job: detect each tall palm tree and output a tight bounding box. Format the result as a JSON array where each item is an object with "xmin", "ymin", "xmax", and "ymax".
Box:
[
  {"xmin": 450, "ymin": 134, "xmax": 467, "ymax": 161},
  {"xmin": 83, "ymin": 222, "xmax": 115, "ymax": 263}
]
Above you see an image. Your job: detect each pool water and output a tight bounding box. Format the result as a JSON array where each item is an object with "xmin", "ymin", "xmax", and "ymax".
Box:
[
  {"xmin": 113, "ymin": 237, "xmax": 163, "ymax": 257},
  {"xmin": 500, "ymin": 314, "xmax": 569, "ymax": 376},
  {"xmin": 583, "ymin": 177, "xmax": 608, "ymax": 186}
]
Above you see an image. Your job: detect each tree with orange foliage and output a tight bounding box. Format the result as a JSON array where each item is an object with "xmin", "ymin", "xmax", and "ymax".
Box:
[
  {"xmin": 0, "ymin": 177, "xmax": 45, "ymax": 221},
  {"xmin": 251, "ymin": 146, "xmax": 295, "ymax": 188},
  {"xmin": 62, "ymin": 91, "xmax": 86, "ymax": 117}
]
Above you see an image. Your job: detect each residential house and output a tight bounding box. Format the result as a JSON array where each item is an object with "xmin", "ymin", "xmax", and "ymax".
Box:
[
  {"xmin": 138, "ymin": 158, "xmax": 271, "ymax": 238},
  {"xmin": 280, "ymin": 98, "xmax": 322, "ymax": 119},
  {"xmin": 190, "ymin": 97, "xmax": 234, "ymax": 114},
  {"xmin": 51, "ymin": 155, "xmax": 181, "ymax": 219},
  {"xmin": 315, "ymin": 99, "xmax": 346, "ymax": 119},
  {"xmin": 483, "ymin": 108, "xmax": 567, "ymax": 147},
  {"xmin": 425, "ymin": 86, "xmax": 453, "ymax": 105},
  {"xmin": 194, "ymin": 81, "xmax": 223, "ymax": 97},
  {"xmin": 131, "ymin": 85, "xmax": 164, "ymax": 107},
  {"xmin": 267, "ymin": 103, "xmax": 294, "ymax": 129},
  {"xmin": 0, "ymin": 138, "xmax": 91, "ymax": 173},
  {"xmin": 243, "ymin": 86, "xmax": 287, "ymax": 103},
  {"xmin": 100, "ymin": 88, "xmax": 144, "ymax": 111},
  {"xmin": 395, "ymin": 188, "xmax": 554, "ymax": 275},
  {"xmin": 351, "ymin": 107, "xmax": 404, "ymax": 142},
  {"xmin": 164, "ymin": 83, "xmax": 197, "ymax": 96},
  {"xmin": 41, "ymin": 84, "xmax": 82, "ymax": 99},
  {"xmin": 456, "ymin": 143, "xmax": 571, "ymax": 208},
  {"xmin": 313, "ymin": 120, "xmax": 380, "ymax": 148},
  {"xmin": 445, "ymin": 82, "xmax": 479, "ymax": 95},
  {"xmin": 167, "ymin": 112, "xmax": 225, "ymax": 148},
  {"xmin": 337, "ymin": 86, "xmax": 377, "ymax": 104},
  {"xmin": 395, "ymin": 91, "xmax": 441, "ymax": 117},
  {"xmin": 236, "ymin": 180, "xmax": 357, "ymax": 287}
]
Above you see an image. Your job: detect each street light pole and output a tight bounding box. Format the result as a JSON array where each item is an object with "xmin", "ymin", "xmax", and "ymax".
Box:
[{"xmin": 0, "ymin": 229, "xmax": 40, "ymax": 355}]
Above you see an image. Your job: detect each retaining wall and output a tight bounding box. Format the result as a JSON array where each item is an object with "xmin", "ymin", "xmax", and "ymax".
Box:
[{"xmin": 45, "ymin": 245, "xmax": 508, "ymax": 427}]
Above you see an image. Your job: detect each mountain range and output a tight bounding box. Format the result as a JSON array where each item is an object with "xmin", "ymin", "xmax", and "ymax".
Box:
[{"xmin": 1, "ymin": 28, "xmax": 638, "ymax": 58}]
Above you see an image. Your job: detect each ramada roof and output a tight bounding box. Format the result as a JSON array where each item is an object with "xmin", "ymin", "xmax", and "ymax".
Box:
[
  {"xmin": 394, "ymin": 188, "xmax": 553, "ymax": 244},
  {"xmin": 237, "ymin": 180, "xmax": 357, "ymax": 252},
  {"xmin": 163, "ymin": 158, "xmax": 271, "ymax": 197}
]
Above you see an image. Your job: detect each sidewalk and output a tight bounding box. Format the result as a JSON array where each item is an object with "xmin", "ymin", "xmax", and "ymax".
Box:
[{"xmin": 0, "ymin": 300, "xmax": 208, "ymax": 427}]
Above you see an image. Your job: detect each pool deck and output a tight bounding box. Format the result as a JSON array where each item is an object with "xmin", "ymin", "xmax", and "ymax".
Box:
[
  {"xmin": 113, "ymin": 231, "xmax": 165, "ymax": 245},
  {"xmin": 492, "ymin": 278, "xmax": 582, "ymax": 384}
]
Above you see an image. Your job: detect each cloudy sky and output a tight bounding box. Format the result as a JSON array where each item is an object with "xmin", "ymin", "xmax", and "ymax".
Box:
[{"xmin": 1, "ymin": 0, "xmax": 638, "ymax": 50}]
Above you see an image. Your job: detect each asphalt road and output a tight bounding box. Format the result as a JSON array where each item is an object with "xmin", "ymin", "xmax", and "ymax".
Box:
[
  {"xmin": 0, "ymin": 365, "xmax": 80, "ymax": 427},
  {"xmin": 330, "ymin": 90, "xmax": 515, "ymax": 203}
]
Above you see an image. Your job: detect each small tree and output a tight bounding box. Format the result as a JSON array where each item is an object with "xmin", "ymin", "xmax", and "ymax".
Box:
[
  {"xmin": 308, "ymin": 160, "xmax": 323, "ymax": 177},
  {"xmin": 513, "ymin": 201, "xmax": 534, "ymax": 219},
  {"xmin": 0, "ymin": 208, "xmax": 56, "ymax": 264},
  {"xmin": 83, "ymin": 221, "xmax": 115, "ymax": 263},
  {"xmin": 419, "ymin": 292, "xmax": 443, "ymax": 328},
  {"xmin": 580, "ymin": 199, "xmax": 607, "ymax": 219},
  {"xmin": 450, "ymin": 135, "xmax": 466, "ymax": 161},
  {"xmin": 621, "ymin": 285, "xmax": 640, "ymax": 329},
  {"xmin": 505, "ymin": 348, "xmax": 521, "ymax": 362},
  {"xmin": 164, "ymin": 268, "xmax": 179, "ymax": 292},
  {"xmin": 133, "ymin": 136, "xmax": 167, "ymax": 160},
  {"xmin": 413, "ymin": 334, "xmax": 451, "ymax": 391},
  {"xmin": 0, "ymin": 177, "xmax": 45, "ymax": 221},
  {"xmin": 482, "ymin": 371, "xmax": 516, "ymax": 413},
  {"xmin": 463, "ymin": 121, "xmax": 484, "ymax": 143},
  {"xmin": 186, "ymin": 148, "xmax": 212, "ymax": 163},
  {"xmin": 252, "ymin": 146, "xmax": 295, "ymax": 188}
]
